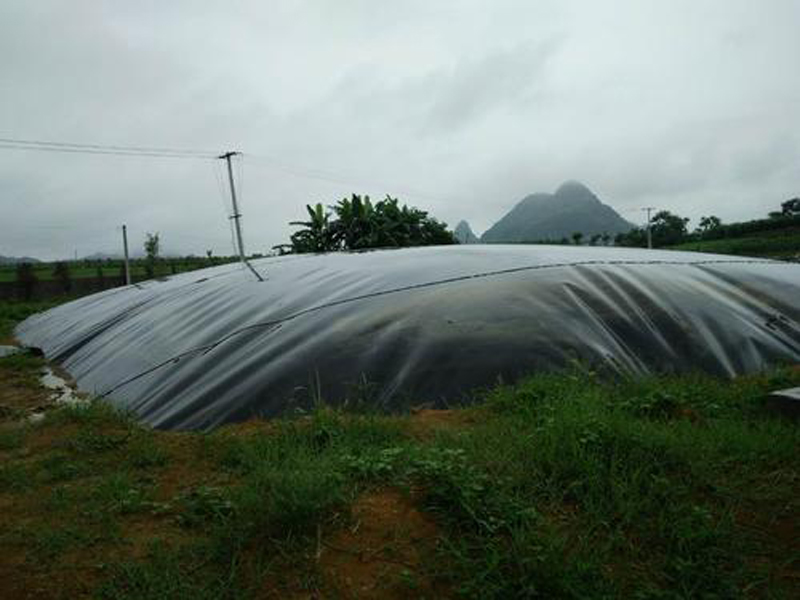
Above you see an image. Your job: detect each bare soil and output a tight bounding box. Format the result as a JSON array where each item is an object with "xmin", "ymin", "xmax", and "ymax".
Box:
[{"xmin": 318, "ymin": 487, "xmax": 447, "ymax": 599}]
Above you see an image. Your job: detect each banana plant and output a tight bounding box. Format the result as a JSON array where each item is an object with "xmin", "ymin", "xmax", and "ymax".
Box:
[
  {"xmin": 332, "ymin": 194, "xmax": 376, "ymax": 249},
  {"xmin": 285, "ymin": 195, "xmax": 456, "ymax": 253},
  {"xmin": 289, "ymin": 203, "xmax": 337, "ymax": 253}
]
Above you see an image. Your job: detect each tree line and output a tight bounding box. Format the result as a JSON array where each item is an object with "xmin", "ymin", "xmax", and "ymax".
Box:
[
  {"xmin": 278, "ymin": 193, "xmax": 800, "ymax": 252},
  {"xmin": 614, "ymin": 197, "xmax": 800, "ymax": 248},
  {"xmin": 10, "ymin": 194, "xmax": 797, "ymax": 301}
]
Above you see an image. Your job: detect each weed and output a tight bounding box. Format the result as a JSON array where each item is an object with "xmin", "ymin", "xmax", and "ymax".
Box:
[
  {"xmin": 341, "ymin": 446, "xmax": 405, "ymax": 479},
  {"xmin": 126, "ymin": 433, "xmax": 170, "ymax": 469},
  {"xmin": 97, "ymin": 541, "xmax": 234, "ymax": 600},
  {"xmin": 618, "ymin": 389, "xmax": 682, "ymax": 419},
  {"xmin": 227, "ymin": 460, "xmax": 346, "ymax": 541},
  {"xmin": 72, "ymin": 427, "xmax": 133, "ymax": 453},
  {"xmin": 37, "ymin": 452, "xmax": 93, "ymax": 483},
  {"xmin": 29, "ymin": 524, "xmax": 94, "ymax": 562},
  {"xmin": 44, "ymin": 485, "xmax": 73, "ymax": 511},
  {"xmin": 90, "ymin": 472, "xmax": 152, "ymax": 515},
  {"xmin": 175, "ymin": 486, "xmax": 234, "ymax": 528},
  {"xmin": 0, "ymin": 351, "xmax": 46, "ymax": 373},
  {"xmin": 47, "ymin": 399, "xmax": 133, "ymax": 428},
  {"xmin": 397, "ymin": 568, "xmax": 419, "ymax": 591},
  {"xmin": 0, "ymin": 462, "xmax": 29, "ymax": 492},
  {"xmin": 342, "ymin": 374, "xmax": 382, "ymax": 413},
  {"xmin": 0, "ymin": 427, "xmax": 26, "ymax": 450}
]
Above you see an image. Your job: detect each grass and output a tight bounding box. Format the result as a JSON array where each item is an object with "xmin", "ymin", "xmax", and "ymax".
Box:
[
  {"xmin": 669, "ymin": 226, "xmax": 800, "ymax": 259},
  {"xmin": 0, "ymin": 258, "xmax": 239, "ymax": 283},
  {"xmin": 1, "ymin": 300, "xmax": 798, "ymax": 597},
  {"xmin": 0, "ymin": 259, "xmax": 242, "ymax": 301},
  {"xmin": 0, "ymin": 298, "xmax": 65, "ymax": 340},
  {"xmin": 1, "ymin": 368, "xmax": 798, "ymax": 598}
]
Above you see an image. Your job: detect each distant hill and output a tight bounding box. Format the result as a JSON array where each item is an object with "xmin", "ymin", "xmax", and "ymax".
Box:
[
  {"xmin": 481, "ymin": 181, "xmax": 633, "ymax": 243},
  {"xmin": 454, "ymin": 220, "xmax": 479, "ymax": 244},
  {"xmin": 0, "ymin": 255, "xmax": 41, "ymax": 265}
]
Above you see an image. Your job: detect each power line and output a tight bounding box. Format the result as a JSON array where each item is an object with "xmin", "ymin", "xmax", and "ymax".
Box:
[
  {"xmin": 1, "ymin": 136, "xmax": 457, "ymax": 206},
  {"xmin": 0, "ymin": 136, "xmax": 216, "ymax": 159},
  {"xmin": 0, "ymin": 143, "xmax": 215, "ymax": 159},
  {"xmin": 0, "ymin": 135, "xmax": 216, "ymax": 155},
  {"xmin": 0, "ymin": 136, "xmax": 262, "ymax": 262},
  {"xmin": 243, "ymin": 153, "xmax": 457, "ymax": 207}
]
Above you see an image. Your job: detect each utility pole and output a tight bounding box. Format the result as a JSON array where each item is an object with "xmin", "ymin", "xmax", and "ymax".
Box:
[
  {"xmin": 122, "ymin": 224, "xmax": 131, "ymax": 285},
  {"xmin": 643, "ymin": 207, "xmax": 656, "ymax": 249},
  {"xmin": 220, "ymin": 151, "xmax": 246, "ymax": 264},
  {"xmin": 218, "ymin": 151, "xmax": 264, "ymax": 281}
]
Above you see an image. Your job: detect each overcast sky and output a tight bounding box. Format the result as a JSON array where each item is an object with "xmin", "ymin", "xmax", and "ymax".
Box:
[{"xmin": 1, "ymin": 0, "xmax": 799, "ymax": 260}]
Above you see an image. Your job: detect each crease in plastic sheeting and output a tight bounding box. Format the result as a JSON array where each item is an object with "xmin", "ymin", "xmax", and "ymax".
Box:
[
  {"xmin": 99, "ymin": 323, "xmax": 285, "ymax": 400},
  {"xmin": 559, "ymin": 280, "xmax": 650, "ymax": 375},
  {"xmin": 691, "ymin": 268, "xmax": 800, "ymax": 357},
  {"xmin": 41, "ymin": 295, "xmax": 155, "ymax": 362},
  {"xmin": 595, "ymin": 265, "xmax": 769, "ymax": 373},
  {"xmin": 114, "ymin": 323, "xmax": 285, "ymax": 427},
  {"xmin": 13, "ymin": 246, "xmax": 800, "ymax": 430},
  {"xmin": 34, "ymin": 273, "xmax": 220, "ymax": 363}
]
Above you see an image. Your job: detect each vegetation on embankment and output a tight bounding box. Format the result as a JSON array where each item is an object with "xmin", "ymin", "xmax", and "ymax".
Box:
[
  {"xmin": 0, "ymin": 256, "xmax": 239, "ymax": 283},
  {"xmin": 1, "ymin": 300, "xmax": 798, "ymax": 598},
  {"xmin": 614, "ymin": 199, "xmax": 800, "ymax": 259},
  {"xmin": 668, "ymin": 225, "xmax": 800, "ymax": 259},
  {"xmin": 0, "ymin": 256, "xmax": 243, "ymax": 301},
  {"xmin": 0, "ymin": 299, "xmax": 65, "ymax": 343}
]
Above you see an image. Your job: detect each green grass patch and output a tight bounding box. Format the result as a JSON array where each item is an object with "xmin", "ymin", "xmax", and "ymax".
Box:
[
  {"xmin": 0, "ymin": 461, "xmax": 30, "ymax": 492},
  {"xmin": 0, "ymin": 258, "xmax": 238, "ymax": 283},
  {"xmin": 29, "ymin": 523, "xmax": 97, "ymax": 562},
  {"xmin": 45, "ymin": 397, "xmax": 135, "ymax": 428},
  {"xmin": 2, "ymin": 363, "xmax": 799, "ymax": 597},
  {"xmin": 0, "ymin": 427, "xmax": 27, "ymax": 451},
  {"xmin": 670, "ymin": 226, "xmax": 800, "ymax": 258},
  {"xmin": 96, "ymin": 540, "xmax": 246, "ymax": 600},
  {"xmin": 125, "ymin": 432, "xmax": 170, "ymax": 469},
  {"xmin": 0, "ymin": 351, "xmax": 46, "ymax": 378},
  {"xmin": 417, "ymin": 371, "xmax": 800, "ymax": 598},
  {"xmin": 0, "ymin": 298, "xmax": 66, "ymax": 339}
]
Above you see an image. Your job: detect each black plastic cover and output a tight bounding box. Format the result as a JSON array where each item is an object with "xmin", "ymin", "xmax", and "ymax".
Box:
[{"xmin": 15, "ymin": 245, "xmax": 800, "ymax": 430}]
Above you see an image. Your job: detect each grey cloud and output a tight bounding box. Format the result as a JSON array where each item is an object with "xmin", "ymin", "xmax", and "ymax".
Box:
[
  {"xmin": 425, "ymin": 40, "xmax": 559, "ymax": 132},
  {"xmin": 1, "ymin": 0, "xmax": 799, "ymax": 259}
]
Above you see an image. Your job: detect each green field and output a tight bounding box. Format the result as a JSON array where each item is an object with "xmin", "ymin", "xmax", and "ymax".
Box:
[
  {"xmin": 0, "ymin": 257, "xmax": 239, "ymax": 283},
  {"xmin": 1, "ymin": 300, "xmax": 798, "ymax": 598},
  {"xmin": 669, "ymin": 226, "xmax": 800, "ymax": 259}
]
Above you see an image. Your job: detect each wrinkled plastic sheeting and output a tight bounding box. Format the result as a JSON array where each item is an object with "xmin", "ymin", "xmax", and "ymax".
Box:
[{"xmin": 14, "ymin": 245, "xmax": 800, "ymax": 430}]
